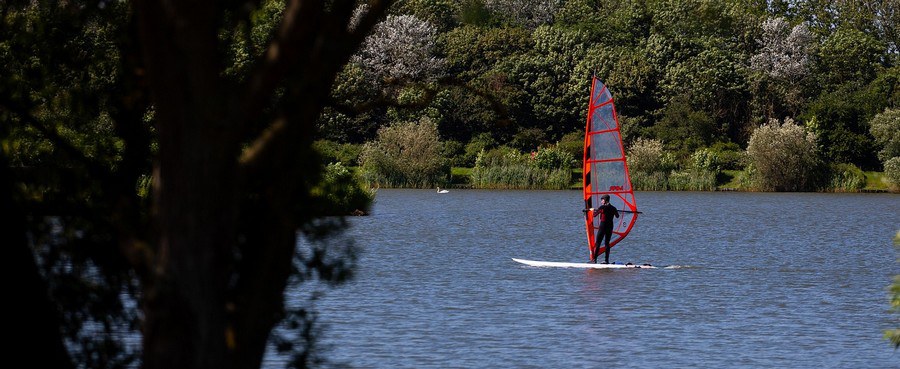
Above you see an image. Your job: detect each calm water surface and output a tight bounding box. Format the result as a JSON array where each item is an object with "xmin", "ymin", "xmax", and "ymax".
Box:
[{"xmin": 283, "ymin": 190, "xmax": 900, "ymax": 368}]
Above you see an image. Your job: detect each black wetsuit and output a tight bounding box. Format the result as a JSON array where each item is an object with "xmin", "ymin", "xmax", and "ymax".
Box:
[{"xmin": 593, "ymin": 203, "xmax": 619, "ymax": 263}]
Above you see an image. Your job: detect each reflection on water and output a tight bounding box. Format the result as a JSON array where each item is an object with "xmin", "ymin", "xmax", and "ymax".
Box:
[{"xmin": 273, "ymin": 190, "xmax": 900, "ymax": 368}]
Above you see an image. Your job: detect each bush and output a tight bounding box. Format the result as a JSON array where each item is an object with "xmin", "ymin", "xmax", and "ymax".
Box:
[
  {"xmin": 690, "ymin": 148, "xmax": 719, "ymax": 171},
  {"xmin": 746, "ymin": 118, "xmax": 824, "ymax": 191},
  {"xmin": 509, "ymin": 127, "xmax": 547, "ymax": 152},
  {"xmin": 462, "ymin": 132, "xmax": 497, "ymax": 167},
  {"xmin": 869, "ymin": 109, "xmax": 900, "ymax": 163},
  {"xmin": 310, "ymin": 162, "xmax": 375, "ymax": 215},
  {"xmin": 556, "ymin": 130, "xmax": 583, "ymax": 165},
  {"xmin": 828, "ymin": 163, "xmax": 866, "ymax": 192},
  {"xmin": 359, "ymin": 118, "xmax": 450, "ymax": 188},
  {"xmin": 473, "ymin": 146, "xmax": 526, "ymax": 167},
  {"xmin": 626, "ymin": 138, "xmax": 677, "ymax": 190},
  {"xmin": 442, "ymin": 140, "xmax": 466, "ymax": 167},
  {"xmin": 707, "ymin": 141, "xmax": 746, "ymax": 170},
  {"xmin": 626, "ymin": 138, "xmax": 677, "ymax": 173},
  {"xmin": 885, "ymin": 156, "xmax": 900, "ymax": 192},
  {"xmin": 533, "ymin": 145, "xmax": 575, "ymax": 170}
]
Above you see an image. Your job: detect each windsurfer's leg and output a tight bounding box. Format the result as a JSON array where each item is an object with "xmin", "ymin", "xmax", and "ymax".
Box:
[
  {"xmin": 603, "ymin": 246, "xmax": 609, "ymax": 263},
  {"xmin": 602, "ymin": 228, "xmax": 611, "ymax": 263}
]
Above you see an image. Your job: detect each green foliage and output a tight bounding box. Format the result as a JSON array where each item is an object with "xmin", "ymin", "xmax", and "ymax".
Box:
[
  {"xmin": 457, "ymin": 0, "xmax": 496, "ymax": 26},
  {"xmin": 310, "ymin": 162, "xmax": 375, "ymax": 216},
  {"xmin": 442, "ymin": 139, "xmax": 466, "ymax": 167},
  {"xmin": 667, "ymin": 169, "xmax": 718, "ymax": 191},
  {"xmin": 556, "ymin": 130, "xmax": 583, "ymax": 165},
  {"xmin": 442, "ymin": 25, "xmax": 532, "ymax": 79},
  {"xmin": 886, "ymin": 231, "xmax": 900, "ymax": 348},
  {"xmin": 630, "ymin": 171, "xmax": 670, "ymax": 191},
  {"xmin": 533, "ymin": 145, "xmax": 574, "ymax": 170},
  {"xmin": 428, "ymin": 87, "xmax": 500, "ymax": 143},
  {"xmin": 827, "ymin": 163, "xmax": 866, "ymax": 192},
  {"xmin": 359, "ymin": 118, "xmax": 450, "ymax": 188},
  {"xmin": 460, "ymin": 132, "xmax": 497, "ymax": 167},
  {"xmin": 689, "ymin": 143, "xmax": 746, "ymax": 176},
  {"xmin": 319, "ymin": 63, "xmax": 387, "ymax": 143},
  {"xmin": 626, "ymin": 138, "xmax": 678, "ymax": 190},
  {"xmin": 652, "ymin": 93, "xmax": 718, "ymax": 156},
  {"xmin": 869, "ymin": 109, "xmax": 900, "ymax": 163},
  {"xmin": 491, "ymin": 25, "xmax": 591, "ymax": 137},
  {"xmin": 306, "ymin": 0, "xmax": 899, "ymax": 190},
  {"xmin": 510, "ymin": 127, "xmax": 547, "ymax": 152},
  {"xmin": 706, "ymin": 141, "xmax": 746, "ymax": 170},
  {"xmin": 885, "ymin": 157, "xmax": 900, "ymax": 192},
  {"xmin": 626, "ymin": 138, "xmax": 677, "ymax": 174},
  {"xmin": 313, "ymin": 140, "xmax": 362, "ymax": 165},
  {"xmin": 473, "ymin": 145, "xmax": 526, "ymax": 167},
  {"xmin": 803, "ymin": 85, "xmax": 881, "ymax": 168},
  {"xmin": 746, "ymin": 118, "xmax": 824, "ymax": 191},
  {"xmin": 690, "ymin": 148, "xmax": 720, "ymax": 171},
  {"xmin": 816, "ymin": 27, "xmax": 885, "ymax": 90},
  {"xmin": 2, "ymin": 3, "xmax": 145, "ymax": 365},
  {"xmin": 223, "ymin": 0, "xmax": 286, "ymax": 79},
  {"xmin": 470, "ymin": 146, "xmax": 571, "ymax": 189},
  {"xmin": 471, "ymin": 164, "xmax": 571, "ymax": 189},
  {"xmin": 396, "ymin": 0, "xmax": 458, "ymax": 31}
]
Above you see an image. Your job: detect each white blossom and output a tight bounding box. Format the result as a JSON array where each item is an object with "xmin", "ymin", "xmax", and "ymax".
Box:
[
  {"xmin": 750, "ymin": 17, "xmax": 815, "ymax": 82},
  {"xmin": 352, "ymin": 14, "xmax": 444, "ymax": 84}
]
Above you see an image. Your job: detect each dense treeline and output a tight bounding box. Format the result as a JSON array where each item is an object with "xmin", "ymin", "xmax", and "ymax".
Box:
[
  {"xmin": 2, "ymin": 1, "xmax": 384, "ymax": 368},
  {"xmin": 323, "ymin": 0, "xmax": 900, "ymax": 191}
]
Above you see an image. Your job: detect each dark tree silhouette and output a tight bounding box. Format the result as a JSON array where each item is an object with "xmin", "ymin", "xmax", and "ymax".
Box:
[{"xmin": 2, "ymin": 1, "xmax": 392, "ymax": 368}]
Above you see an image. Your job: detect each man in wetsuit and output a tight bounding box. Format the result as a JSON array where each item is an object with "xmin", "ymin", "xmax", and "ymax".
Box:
[{"xmin": 590, "ymin": 194, "xmax": 619, "ymax": 264}]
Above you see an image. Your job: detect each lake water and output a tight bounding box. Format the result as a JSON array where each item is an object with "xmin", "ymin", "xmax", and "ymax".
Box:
[{"xmin": 282, "ymin": 190, "xmax": 900, "ymax": 368}]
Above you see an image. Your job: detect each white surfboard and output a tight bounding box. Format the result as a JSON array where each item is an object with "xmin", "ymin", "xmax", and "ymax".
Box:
[{"xmin": 512, "ymin": 258, "xmax": 655, "ymax": 269}]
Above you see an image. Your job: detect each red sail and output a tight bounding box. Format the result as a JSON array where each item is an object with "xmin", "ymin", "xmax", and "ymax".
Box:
[{"xmin": 583, "ymin": 77, "xmax": 639, "ymax": 261}]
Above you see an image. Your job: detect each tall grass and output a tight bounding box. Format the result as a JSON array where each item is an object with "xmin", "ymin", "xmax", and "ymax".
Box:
[
  {"xmin": 471, "ymin": 165, "xmax": 571, "ymax": 189},
  {"xmin": 827, "ymin": 163, "xmax": 866, "ymax": 192},
  {"xmin": 668, "ymin": 169, "xmax": 718, "ymax": 191},
  {"xmin": 630, "ymin": 170, "xmax": 717, "ymax": 191},
  {"xmin": 470, "ymin": 146, "xmax": 572, "ymax": 189},
  {"xmin": 630, "ymin": 171, "xmax": 669, "ymax": 191}
]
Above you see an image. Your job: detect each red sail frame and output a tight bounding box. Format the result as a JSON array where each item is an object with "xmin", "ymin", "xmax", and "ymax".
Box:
[{"xmin": 582, "ymin": 77, "xmax": 638, "ymax": 261}]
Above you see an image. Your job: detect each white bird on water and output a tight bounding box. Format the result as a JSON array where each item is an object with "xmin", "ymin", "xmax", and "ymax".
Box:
[{"xmin": 437, "ymin": 187, "xmax": 449, "ymax": 193}]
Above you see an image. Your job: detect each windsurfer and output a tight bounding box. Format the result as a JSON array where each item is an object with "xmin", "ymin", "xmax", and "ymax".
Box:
[{"xmin": 590, "ymin": 194, "xmax": 618, "ymax": 264}]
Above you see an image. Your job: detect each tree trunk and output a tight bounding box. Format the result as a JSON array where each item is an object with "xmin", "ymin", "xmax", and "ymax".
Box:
[
  {"xmin": 135, "ymin": 2, "xmax": 237, "ymax": 368},
  {"xmin": 130, "ymin": 1, "xmax": 392, "ymax": 368}
]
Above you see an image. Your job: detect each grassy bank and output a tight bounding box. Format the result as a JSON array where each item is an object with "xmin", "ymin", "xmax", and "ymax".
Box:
[
  {"xmin": 864, "ymin": 171, "xmax": 891, "ymax": 192},
  {"xmin": 445, "ymin": 167, "xmax": 893, "ymax": 192}
]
